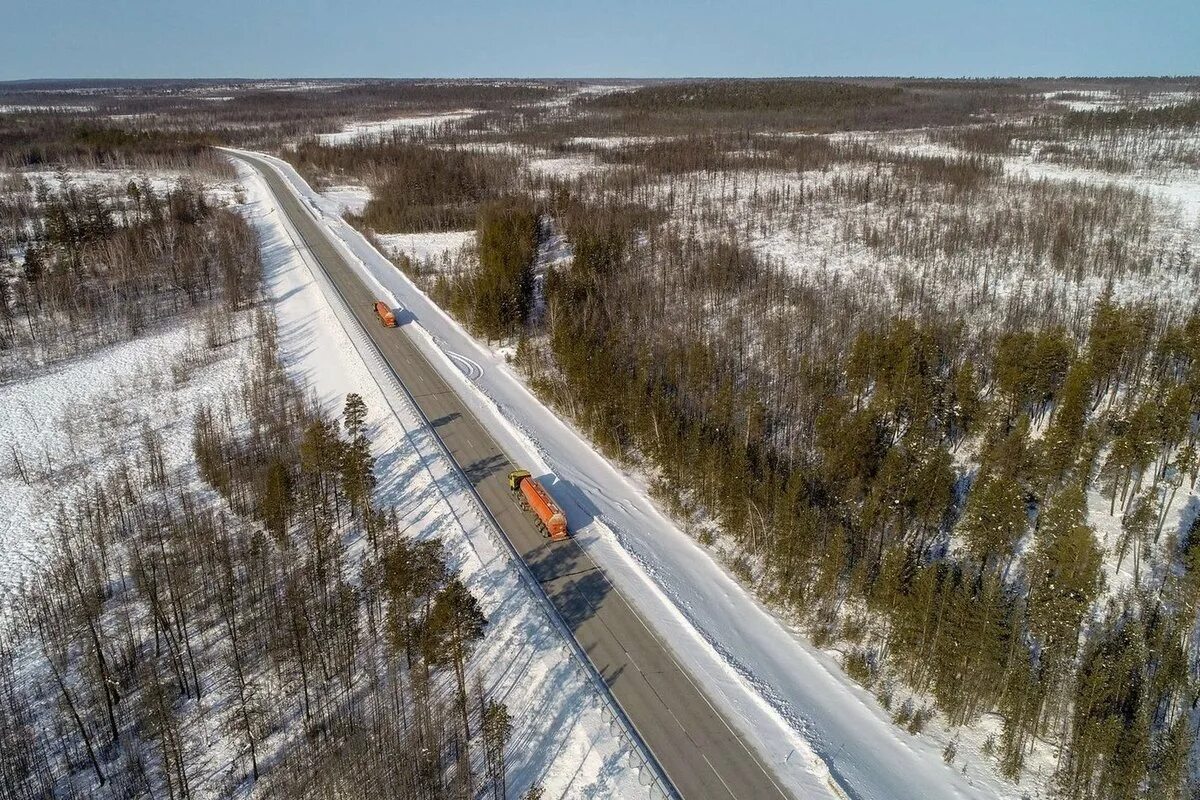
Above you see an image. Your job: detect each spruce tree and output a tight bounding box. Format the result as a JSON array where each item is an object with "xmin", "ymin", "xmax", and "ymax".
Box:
[{"xmin": 1026, "ymin": 485, "xmax": 1102, "ymax": 683}]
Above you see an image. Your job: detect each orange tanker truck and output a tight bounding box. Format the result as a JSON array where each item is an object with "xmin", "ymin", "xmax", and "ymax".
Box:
[
  {"xmin": 508, "ymin": 470, "xmax": 569, "ymax": 540},
  {"xmin": 374, "ymin": 301, "xmax": 397, "ymax": 327}
]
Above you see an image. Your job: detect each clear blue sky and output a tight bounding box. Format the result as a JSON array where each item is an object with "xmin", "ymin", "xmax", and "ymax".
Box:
[{"xmin": 1, "ymin": 0, "xmax": 1196, "ymax": 81}]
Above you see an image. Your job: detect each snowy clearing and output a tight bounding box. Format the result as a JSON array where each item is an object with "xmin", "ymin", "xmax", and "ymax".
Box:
[
  {"xmin": 527, "ymin": 153, "xmax": 606, "ymax": 179},
  {"xmin": 316, "ymin": 110, "xmax": 479, "ymax": 144},
  {"xmin": 0, "ymin": 321, "xmax": 251, "ymax": 619},
  {"xmin": 566, "ymin": 135, "xmax": 670, "ymax": 150},
  {"xmin": 318, "ymin": 184, "xmax": 372, "ymax": 216},
  {"xmin": 376, "ymin": 230, "xmax": 476, "ymax": 266}
]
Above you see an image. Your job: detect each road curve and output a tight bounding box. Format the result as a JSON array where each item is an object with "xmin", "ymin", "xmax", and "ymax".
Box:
[{"xmin": 233, "ymin": 152, "xmax": 793, "ymax": 800}]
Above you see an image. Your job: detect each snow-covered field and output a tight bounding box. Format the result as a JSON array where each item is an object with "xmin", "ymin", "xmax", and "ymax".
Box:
[
  {"xmin": 376, "ymin": 229, "xmax": 476, "ymax": 267},
  {"xmin": 0, "ymin": 320, "xmax": 251, "ymax": 618},
  {"xmin": 538, "ymin": 84, "xmax": 630, "ymax": 110},
  {"xmin": 316, "ymin": 110, "xmax": 478, "ymax": 145},
  {"xmin": 1043, "ymin": 89, "xmax": 1200, "ymax": 112},
  {"xmin": 528, "ymin": 153, "xmax": 606, "ymax": 179},
  {"xmin": 566, "ymin": 135, "xmax": 670, "ymax": 150},
  {"xmin": 235, "ymin": 159, "xmax": 647, "ymax": 798},
  {"xmin": 646, "ymin": 130, "xmax": 1200, "ymax": 338},
  {"xmin": 236, "ymin": 149, "xmax": 1026, "ymax": 800},
  {"xmin": 318, "ymin": 183, "xmax": 372, "ymax": 216}
]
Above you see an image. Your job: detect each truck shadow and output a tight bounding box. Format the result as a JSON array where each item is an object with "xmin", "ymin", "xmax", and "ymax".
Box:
[
  {"xmin": 524, "ymin": 539, "xmax": 616, "ymax": 637},
  {"xmin": 427, "ymin": 411, "xmax": 461, "ymax": 430},
  {"xmin": 391, "ymin": 306, "xmax": 415, "ymax": 327},
  {"xmin": 539, "ymin": 473, "xmax": 604, "ymax": 534},
  {"xmin": 550, "ymin": 568, "xmax": 615, "ymax": 637}
]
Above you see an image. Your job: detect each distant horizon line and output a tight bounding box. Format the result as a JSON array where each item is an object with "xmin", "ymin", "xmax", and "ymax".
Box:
[{"xmin": 2, "ymin": 74, "xmax": 1200, "ymax": 87}]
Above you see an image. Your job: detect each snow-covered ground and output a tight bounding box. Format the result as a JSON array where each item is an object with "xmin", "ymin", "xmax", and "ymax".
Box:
[
  {"xmin": 527, "ymin": 153, "xmax": 606, "ymax": 179},
  {"xmin": 8, "ymin": 166, "xmax": 243, "ymax": 231},
  {"xmin": 18, "ymin": 167, "xmax": 209, "ymax": 197},
  {"xmin": 0, "ymin": 321, "xmax": 250, "ymax": 618},
  {"xmin": 0, "ymin": 104, "xmax": 96, "ymax": 114},
  {"xmin": 566, "ymin": 136, "xmax": 669, "ymax": 150},
  {"xmin": 734, "ymin": 131, "xmax": 1200, "ymax": 332},
  {"xmin": 316, "ymin": 110, "xmax": 478, "ymax": 145},
  {"xmin": 538, "ymin": 84, "xmax": 630, "ymax": 110},
  {"xmin": 235, "ymin": 149, "xmax": 1026, "ymax": 800},
  {"xmin": 235, "ymin": 160, "xmax": 647, "ymax": 798},
  {"xmin": 0, "ymin": 166, "xmax": 246, "ymax": 612},
  {"xmin": 318, "ymin": 184, "xmax": 372, "ymax": 216},
  {"xmin": 376, "ymin": 230, "xmax": 476, "ymax": 266},
  {"xmin": 1043, "ymin": 89, "xmax": 1200, "ymax": 112},
  {"xmin": 1088, "ymin": 467, "xmax": 1200, "ymax": 598}
]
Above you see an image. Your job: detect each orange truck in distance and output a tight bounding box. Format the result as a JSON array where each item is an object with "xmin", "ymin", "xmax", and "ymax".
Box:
[
  {"xmin": 508, "ymin": 470, "xmax": 569, "ymax": 540},
  {"xmin": 374, "ymin": 301, "xmax": 397, "ymax": 327}
]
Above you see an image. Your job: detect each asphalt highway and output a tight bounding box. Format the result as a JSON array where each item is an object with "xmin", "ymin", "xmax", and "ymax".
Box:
[{"xmin": 235, "ymin": 152, "xmax": 793, "ymax": 800}]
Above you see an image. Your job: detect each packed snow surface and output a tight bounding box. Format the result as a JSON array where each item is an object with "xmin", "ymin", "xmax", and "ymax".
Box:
[
  {"xmin": 319, "ymin": 184, "xmax": 372, "ymax": 216},
  {"xmin": 233, "ymin": 149, "xmax": 1023, "ymax": 800},
  {"xmin": 377, "ymin": 230, "xmax": 476, "ymax": 265}
]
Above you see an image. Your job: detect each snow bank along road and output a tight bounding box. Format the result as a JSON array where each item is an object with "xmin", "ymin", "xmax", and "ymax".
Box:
[{"xmin": 231, "ymin": 151, "xmax": 790, "ymax": 800}]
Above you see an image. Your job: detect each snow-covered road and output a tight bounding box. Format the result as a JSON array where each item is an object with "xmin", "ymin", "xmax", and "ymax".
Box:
[
  {"xmin": 233, "ymin": 149, "xmax": 1016, "ymax": 800},
  {"xmin": 236, "ymin": 159, "xmax": 648, "ymax": 798}
]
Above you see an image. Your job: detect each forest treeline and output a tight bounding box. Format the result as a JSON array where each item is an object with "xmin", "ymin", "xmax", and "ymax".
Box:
[
  {"xmin": 0, "ymin": 114, "xmax": 235, "ymax": 174},
  {"xmin": 0, "ymin": 80, "xmax": 565, "ymax": 157},
  {"xmin": 1064, "ymin": 99, "xmax": 1200, "ymax": 132},
  {"xmin": 578, "ymin": 78, "xmax": 1030, "ymax": 132},
  {"xmin": 0, "ymin": 173, "xmax": 258, "ymax": 374},
  {"xmin": 586, "ymin": 79, "xmax": 905, "ymax": 113},
  {"xmin": 288, "ymin": 139, "xmax": 521, "ymax": 232},
  {"xmin": 0, "ymin": 310, "xmax": 513, "ymax": 800}
]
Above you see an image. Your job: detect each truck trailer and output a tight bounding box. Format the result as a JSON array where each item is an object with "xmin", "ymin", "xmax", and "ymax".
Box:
[
  {"xmin": 374, "ymin": 301, "xmax": 397, "ymax": 327},
  {"xmin": 508, "ymin": 470, "xmax": 569, "ymax": 540}
]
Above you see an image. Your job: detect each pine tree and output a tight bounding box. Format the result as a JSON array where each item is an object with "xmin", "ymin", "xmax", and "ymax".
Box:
[
  {"xmin": 1039, "ymin": 358, "xmax": 1093, "ymax": 487},
  {"xmin": 341, "ymin": 393, "xmax": 376, "ymax": 526},
  {"xmin": 959, "ymin": 470, "xmax": 1028, "ymax": 570},
  {"xmin": 482, "ymin": 700, "xmax": 512, "ymax": 799},
  {"xmin": 1117, "ymin": 488, "xmax": 1154, "ymax": 584},
  {"xmin": 422, "ymin": 579, "xmax": 487, "ymax": 739},
  {"xmin": 1026, "ymin": 486, "xmax": 1102, "ymax": 684}
]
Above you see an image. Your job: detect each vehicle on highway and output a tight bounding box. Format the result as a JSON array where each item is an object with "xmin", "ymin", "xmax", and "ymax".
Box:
[
  {"xmin": 508, "ymin": 469, "xmax": 569, "ymax": 540},
  {"xmin": 374, "ymin": 300, "xmax": 397, "ymax": 327}
]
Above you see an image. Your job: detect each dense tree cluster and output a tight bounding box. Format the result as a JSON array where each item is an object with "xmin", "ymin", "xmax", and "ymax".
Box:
[
  {"xmin": 579, "ymin": 79, "xmax": 1028, "ymax": 132},
  {"xmin": 433, "ymin": 196, "xmax": 538, "ymax": 341},
  {"xmin": 0, "ymin": 174, "xmax": 258, "ymax": 373},
  {"xmin": 1064, "ymin": 100, "xmax": 1200, "ymax": 132},
  {"xmin": 0, "ymin": 113, "xmax": 235, "ymax": 174},
  {"xmin": 288, "ymin": 140, "xmax": 521, "ymax": 232}
]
